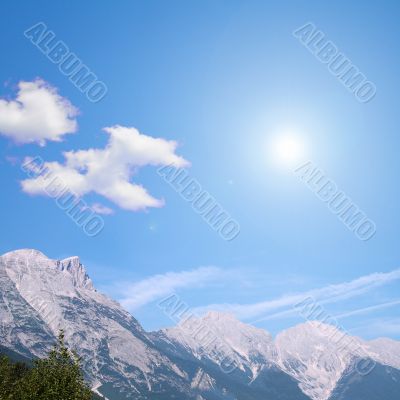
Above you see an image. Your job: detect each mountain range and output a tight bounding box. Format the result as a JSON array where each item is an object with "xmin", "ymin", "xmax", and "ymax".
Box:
[{"xmin": 0, "ymin": 249, "xmax": 399, "ymax": 400}]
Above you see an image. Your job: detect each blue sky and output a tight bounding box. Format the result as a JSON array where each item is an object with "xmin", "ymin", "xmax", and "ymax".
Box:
[{"xmin": 0, "ymin": 0, "xmax": 399, "ymax": 339}]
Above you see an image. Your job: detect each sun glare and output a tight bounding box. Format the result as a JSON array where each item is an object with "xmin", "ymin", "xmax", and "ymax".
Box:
[{"xmin": 270, "ymin": 132, "xmax": 307, "ymax": 168}]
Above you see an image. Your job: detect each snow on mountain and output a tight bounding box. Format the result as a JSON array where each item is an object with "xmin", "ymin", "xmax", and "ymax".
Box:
[
  {"xmin": 365, "ymin": 337, "xmax": 400, "ymax": 370},
  {"xmin": 275, "ymin": 321, "xmax": 363, "ymax": 400},
  {"xmin": 152, "ymin": 311, "xmax": 311, "ymax": 399},
  {"xmin": 157, "ymin": 316, "xmax": 355, "ymax": 399},
  {"xmin": 155, "ymin": 311, "xmax": 277, "ymax": 376},
  {"xmin": 156, "ymin": 313, "xmax": 400, "ymax": 400}
]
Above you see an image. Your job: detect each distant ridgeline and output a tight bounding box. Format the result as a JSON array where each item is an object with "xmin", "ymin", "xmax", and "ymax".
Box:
[{"xmin": 1, "ymin": 249, "xmax": 400, "ymax": 400}]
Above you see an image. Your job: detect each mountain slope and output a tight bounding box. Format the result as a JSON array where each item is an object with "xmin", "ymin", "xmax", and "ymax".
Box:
[
  {"xmin": 0, "ymin": 249, "xmax": 193, "ymax": 399},
  {"xmin": 1, "ymin": 249, "xmax": 400, "ymax": 400},
  {"xmin": 274, "ymin": 321, "xmax": 361, "ymax": 400},
  {"xmin": 153, "ymin": 310, "xmax": 400, "ymax": 400},
  {"xmin": 0, "ymin": 251, "xmax": 55, "ymax": 359},
  {"xmin": 328, "ymin": 359, "xmax": 400, "ymax": 400},
  {"xmin": 151, "ymin": 312, "xmax": 309, "ymax": 399}
]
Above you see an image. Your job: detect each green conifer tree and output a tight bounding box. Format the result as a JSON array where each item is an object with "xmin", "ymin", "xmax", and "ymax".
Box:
[
  {"xmin": 0, "ymin": 355, "xmax": 29, "ymax": 399},
  {"xmin": 15, "ymin": 330, "xmax": 93, "ymax": 400}
]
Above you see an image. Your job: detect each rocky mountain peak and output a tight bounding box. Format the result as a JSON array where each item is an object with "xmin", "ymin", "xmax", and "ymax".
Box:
[
  {"xmin": 1, "ymin": 248, "xmax": 49, "ymax": 262},
  {"xmin": 0, "ymin": 249, "xmax": 94, "ymax": 291},
  {"xmin": 58, "ymin": 256, "xmax": 94, "ymax": 290}
]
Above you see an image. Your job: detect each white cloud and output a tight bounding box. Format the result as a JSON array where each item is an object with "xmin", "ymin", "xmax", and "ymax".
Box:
[
  {"xmin": 21, "ymin": 125, "xmax": 189, "ymax": 211},
  {"xmin": 117, "ymin": 266, "xmax": 224, "ymax": 312},
  {"xmin": 0, "ymin": 79, "xmax": 78, "ymax": 145},
  {"xmin": 90, "ymin": 203, "xmax": 114, "ymax": 215},
  {"xmin": 335, "ymin": 299, "xmax": 400, "ymax": 320},
  {"xmin": 193, "ymin": 269, "xmax": 400, "ymax": 322}
]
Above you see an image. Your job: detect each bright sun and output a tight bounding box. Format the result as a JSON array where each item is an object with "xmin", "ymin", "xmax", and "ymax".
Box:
[{"xmin": 270, "ymin": 133, "xmax": 307, "ymax": 168}]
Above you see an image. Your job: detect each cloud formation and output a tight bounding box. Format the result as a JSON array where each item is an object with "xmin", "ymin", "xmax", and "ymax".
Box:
[
  {"xmin": 193, "ymin": 269, "xmax": 400, "ymax": 322},
  {"xmin": 0, "ymin": 79, "xmax": 77, "ymax": 145},
  {"xmin": 335, "ymin": 299, "xmax": 400, "ymax": 320},
  {"xmin": 90, "ymin": 203, "xmax": 114, "ymax": 215},
  {"xmin": 21, "ymin": 125, "xmax": 189, "ymax": 211},
  {"xmin": 118, "ymin": 266, "xmax": 224, "ymax": 311}
]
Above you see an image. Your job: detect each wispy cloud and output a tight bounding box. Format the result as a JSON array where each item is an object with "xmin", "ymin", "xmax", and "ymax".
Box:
[
  {"xmin": 192, "ymin": 269, "xmax": 400, "ymax": 322},
  {"xmin": 335, "ymin": 299, "xmax": 400, "ymax": 320},
  {"xmin": 90, "ymin": 203, "xmax": 114, "ymax": 215},
  {"xmin": 349, "ymin": 317, "xmax": 400, "ymax": 338},
  {"xmin": 118, "ymin": 266, "xmax": 224, "ymax": 312}
]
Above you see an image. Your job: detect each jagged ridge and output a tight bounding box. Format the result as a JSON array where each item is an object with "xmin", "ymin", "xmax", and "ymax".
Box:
[{"xmin": 1, "ymin": 249, "xmax": 399, "ymax": 400}]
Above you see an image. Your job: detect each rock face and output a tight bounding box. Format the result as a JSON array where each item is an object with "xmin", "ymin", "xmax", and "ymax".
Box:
[
  {"xmin": 0, "ymin": 249, "xmax": 191, "ymax": 399},
  {"xmin": 1, "ymin": 249, "xmax": 400, "ymax": 400},
  {"xmin": 152, "ymin": 314, "xmax": 398, "ymax": 400}
]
